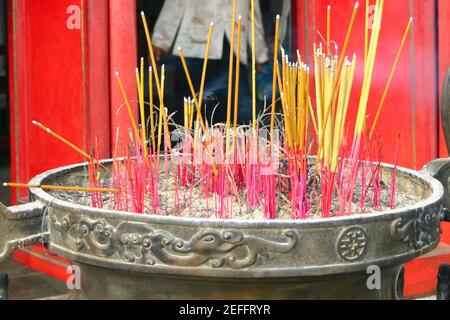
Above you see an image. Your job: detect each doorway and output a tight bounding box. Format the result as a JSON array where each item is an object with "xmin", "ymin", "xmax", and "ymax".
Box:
[{"xmin": 135, "ymin": 0, "xmax": 292, "ymax": 127}]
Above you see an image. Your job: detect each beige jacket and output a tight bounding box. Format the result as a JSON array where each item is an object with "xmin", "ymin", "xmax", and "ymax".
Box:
[{"xmin": 152, "ymin": 0, "xmax": 269, "ymax": 64}]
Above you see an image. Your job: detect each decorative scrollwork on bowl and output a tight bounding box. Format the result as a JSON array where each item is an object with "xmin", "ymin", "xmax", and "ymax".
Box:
[
  {"xmin": 49, "ymin": 215, "xmax": 298, "ymax": 269},
  {"xmin": 391, "ymin": 205, "xmax": 442, "ymax": 250}
]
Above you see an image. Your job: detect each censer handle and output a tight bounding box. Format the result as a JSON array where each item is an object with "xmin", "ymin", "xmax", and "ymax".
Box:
[
  {"xmin": 422, "ymin": 159, "xmax": 450, "ymax": 222},
  {"xmin": 420, "ymin": 68, "xmax": 450, "ymax": 222},
  {"xmin": 0, "ymin": 201, "xmax": 49, "ymax": 264}
]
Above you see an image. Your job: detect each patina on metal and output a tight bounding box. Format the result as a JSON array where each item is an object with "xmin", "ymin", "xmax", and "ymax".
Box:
[
  {"xmin": 0, "ymin": 201, "xmax": 48, "ymax": 264},
  {"xmin": 0, "ymin": 157, "xmax": 447, "ymax": 300}
]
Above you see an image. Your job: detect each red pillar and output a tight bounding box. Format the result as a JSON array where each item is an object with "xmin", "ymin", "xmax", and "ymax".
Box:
[{"xmin": 109, "ymin": 0, "xmax": 138, "ymax": 156}]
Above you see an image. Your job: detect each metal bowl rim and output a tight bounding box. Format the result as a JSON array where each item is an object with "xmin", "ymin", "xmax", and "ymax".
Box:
[{"xmin": 28, "ymin": 159, "xmax": 444, "ymax": 229}]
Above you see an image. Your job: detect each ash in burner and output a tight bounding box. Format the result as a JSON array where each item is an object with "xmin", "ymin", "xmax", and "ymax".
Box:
[{"xmin": 46, "ymin": 164, "xmax": 421, "ymax": 220}]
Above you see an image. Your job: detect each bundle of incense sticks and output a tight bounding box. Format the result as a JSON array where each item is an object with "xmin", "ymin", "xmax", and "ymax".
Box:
[{"xmin": 4, "ymin": 1, "xmax": 413, "ymax": 220}]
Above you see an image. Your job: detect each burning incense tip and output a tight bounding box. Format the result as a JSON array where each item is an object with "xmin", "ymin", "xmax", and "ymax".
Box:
[
  {"xmin": 135, "ymin": 68, "xmax": 139, "ymax": 73},
  {"xmin": 355, "ymin": 2, "xmax": 359, "ymax": 9},
  {"xmin": 32, "ymin": 120, "xmax": 38, "ymax": 125},
  {"xmin": 115, "ymin": 72, "xmax": 120, "ymax": 77},
  {"xmin": 210, "ymin": 22, "xmax": 214, "ymax": 27},
  {"xmin": 409, "ymin": 17, "xmax": 414, "ymax": 22},
  {"xmin": 238, "ymin": 15, "xmax": 242, "ymax": 20},
  {"xmin": 149, "ymin": 66, "xmax": 152, "ymax": 72},
  {"xmin": 328, "ymin": 5, "xmax": 331, "ymax": 10},
  {"xmin": 177, "ymin": 46, "xmax": 182, "ymax": 51},
  {"xmin": 140, "ymin": 11, "xmax": 145, "ymax": 17},
  {"xmin": 276, "ymin": 14, "xmax": 280, "ymax": 20},
  {"xmin": 2, "ymin": 183, "xmax": 7, "ymax": 187}
]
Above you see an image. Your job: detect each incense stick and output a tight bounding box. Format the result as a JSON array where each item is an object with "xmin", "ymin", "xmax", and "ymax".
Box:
[
  {"xmin": 320, "ymin": 2, "xmax": 359, "ymax": 142},
  {"xmin": 3, "ymin": 182, "xmax": 119, "ymax": 193},
  {"xmin": 149, "ymin": 67, "xmax": 156, "ymax": 153},
  {"xmin": 178, "ymin": 47, "xmax": 208, "ymax": 134},
  {"xmin": 232, "ymin": 16, "xmax": 242, "ymax": 151},
  {"xmin": 140, "ymin": 12, "xmax": 172, "ymax": 151},
  {"xmin": 32, "ymin": 121, "xmax": 110, "ymax": 172},
  {"xmin": 369, "ymin": 17, "xmax": 413, "ymax": 138},
  {"xmin": 197, "ymin": 22, "xmax": 214, "ymax": 122},
  {"xmin": 270, "ymin": 15, "xmax": 281, "ymax": 145},
  {"xmin": 365, "ymin": 0, "xmax": 369, "ymax": 62},
  {"xmin": 115, "ymin": 72, "xmax": 142, "ymax": 146},
  {"xmin": 226, "ymin": 0, "xmax": 238, "ymax": 155},
  {"xmin": 327, "ymin": 5, "xmax": 331, "ymax": 56},
  {"xmin": 250, "ymin": 0, "xmax": 257, "ymax": 130}
]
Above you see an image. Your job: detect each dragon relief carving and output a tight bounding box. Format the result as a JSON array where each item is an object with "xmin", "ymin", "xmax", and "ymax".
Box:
[
  {"xmin": 49, "ymin": 214, "xmax": 298, "ymax": 269},
  {"xmin": 391, "ymin": 206, "xmax": 442, "ymax": 250}
]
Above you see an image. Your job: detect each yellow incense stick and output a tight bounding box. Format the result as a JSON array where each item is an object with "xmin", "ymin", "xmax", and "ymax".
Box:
[
  {"xmin": 32, "ymin": 121, "xmax": 110, "ymax": 172},
  {"xmin": 178, "ymin": 31, "xmax": 218, "ymax": 176},
  {"xmin": 157, "ymin": 65, "xmax": 165, "ymax": 155},
  {"xmin": 356, "ymin": 0, "xmax": 383, "ymax": 135},
  {"xmin": 3, "ymin": 182, "xmax": 119, "ymax": 193},
  {"xmin": 365, "ymin": 0, "xmax": 369, "ymax": 62},
  {"xmin": 149, "ymin": 67, "xmax": 156, "ymax": 153},
  {"xmin": 270, "ymin": 15, "xmax": 281, "ymax": 145},
  {"xmin": 137, "ymin": 60, "xmax": 148, "ymax": 158},
  {"xmin": 225, "ymin": 0, "xmax": 237, "ymax": 154},
  {"xmin": 197, "ymin": 22, "xmax": 214, "ymax": 122},
  {"xmin": 115, "ymin": 72, "xmax": 142, "ymax": 146},
  {"xmin": 250, "ymin": 0, "xmax": 257, "ymax": 131},
  {"xmin": 327, "ymin": 5, "xmax": 331, "ymax": 56},
  {"xmin": 178, "ymin": 47, "xmax": 208, "ymax": 135},
  {"xmin": 319, "ymin": 2, "xmax": 359, "ymax": 155},
  {"xmin": 369, "ymin": 17, "xmax": 413, "ymax": 138},
  {"xmin": 232, "ymin": 16, "xmax": 242, "ymax": 152},
  {"xmin": 33, "ymin": 121, "xmax": 91, "ymax": 159},
  {"xmin": 140, "ymin": 12, "xmax": 171, "ymax": 151}
]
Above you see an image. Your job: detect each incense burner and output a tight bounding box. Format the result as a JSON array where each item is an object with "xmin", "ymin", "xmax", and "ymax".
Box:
[{"xmin": 1, "ymin": 158, "xmax": 449, "ymax": 300}]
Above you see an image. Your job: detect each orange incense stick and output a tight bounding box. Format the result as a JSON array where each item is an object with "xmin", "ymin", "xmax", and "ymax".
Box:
[
  {"xmin": 140, "ymin": 12, "xmax": 172, "ymax": 151},
  {"xmin": 149, "ymin": 66, "xmax": 156, "ymax": 153},
  {"xmin": 327, "ymin": 5, "xmax": 331, "ymax": 56},
  {"xmin": 250, "ymin": 0, "xmax": 257, "ymax": 131},
  {"xmin": 178, "ymin": 48, "xmax": 208, "ymax": 135},
  {"xmin": 115, "ymin": 72, "xmax": 142, "ymax": 146},
  {"xmin": 32, "ymin": 121, "xmax": 109, "ymax": 171},
  {"xmin": 269, "ymin": 15, "xmax": 280, "ymax": 145},
  {"xmin": 226, "ymin": 0, "xmax": 238, "ymax": 154},
  {"xmin": 3, "ymin": 182, "xmax": 119, "ymax": 193},
  {"xmin": 232, "ymin": 16, "xmax": 242, "ymax": 151},
  {"xmin": 369, "ymin": 17, "xmax": 413, "ymax": 138}
]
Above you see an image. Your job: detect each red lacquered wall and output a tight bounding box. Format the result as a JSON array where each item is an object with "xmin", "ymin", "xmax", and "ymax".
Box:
[
  {"xmin": 7, "ymin": 0, "xmax": 135, "ymax": 281},
  {"xmin": 293, "ymin": 0, "xmax": 438, "ymax": 170},
  {"xmin": 8, "ymin": 0, "xmax": 112, "ymax": 204}
]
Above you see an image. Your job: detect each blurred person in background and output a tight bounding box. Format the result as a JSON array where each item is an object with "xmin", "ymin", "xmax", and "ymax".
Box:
[{"xmin": 151, "ymin": 0, "xmax": 271, "ymax": 125}]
